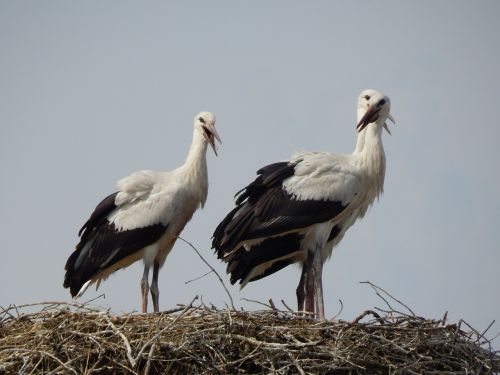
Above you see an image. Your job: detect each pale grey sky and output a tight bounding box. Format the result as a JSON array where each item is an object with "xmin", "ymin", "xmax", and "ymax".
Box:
[{"xmin": 1, "ymin": 1, "xmax": 499, "ymax": 348}]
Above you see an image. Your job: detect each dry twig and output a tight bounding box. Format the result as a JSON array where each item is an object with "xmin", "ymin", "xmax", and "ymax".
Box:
[
  {"xmin": 1, "ymin": 297, "xmax": 498, "ymax": 374},
  {"xmin": 177, "ymin": 236, "xmax": 236, "ymax": 310}
]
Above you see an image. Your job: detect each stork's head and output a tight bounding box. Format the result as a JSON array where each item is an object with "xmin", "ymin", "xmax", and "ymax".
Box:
[
  {"xmin": 356, "ymin": 89, "xmax": 395, "ymax": 134},
  {"xmin": 195, "ymin": 111, "xmax": 221, "ymax": 155}
]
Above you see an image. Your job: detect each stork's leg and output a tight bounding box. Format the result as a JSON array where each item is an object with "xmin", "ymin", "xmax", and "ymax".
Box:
[
  {"xmin": 296, "ymin": 264, "xmax": 307, "ymax": 312},
  {"xmin": 150, "ymin": 261, "xmax": 160, "ymax": 313},
  {"xmin": 311, "ymin": 247, "xmax": 325, "ymax": 320},
  {"xmin": 305, "ymin": 255, "xmax": 315, "ymax": 315},
  {"xmin": 141, "ymin": 265, "xmax": 150, "ymax": 313}
]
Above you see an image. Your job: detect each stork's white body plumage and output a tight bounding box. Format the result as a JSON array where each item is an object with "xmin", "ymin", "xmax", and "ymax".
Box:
[
  {"xmin": 64, "ymin": 112, "xmax": 221, "ymax": 313},
  {"xmin": 212, "ymin": 90, "xmax": 393, "ymax": 319}
]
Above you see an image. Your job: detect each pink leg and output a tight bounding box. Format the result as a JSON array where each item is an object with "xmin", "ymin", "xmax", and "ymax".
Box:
[
  {"xmin": 311, "ymin": 248, "xmax": 325, "ymax": 320},
  {"xmin": 141, "ymin": 265, "xmax": 150, "ymax": 313},
  {"xmin": 305, "ymin": 256, "xmax": 315, "ymax": 315},
  {"xmin": 296, "ymin": 264, "xmax": 307, "ymax": 312},
  {"xmin": 150, "ymin": 262, "xmax": 160, "ymax": 313}
]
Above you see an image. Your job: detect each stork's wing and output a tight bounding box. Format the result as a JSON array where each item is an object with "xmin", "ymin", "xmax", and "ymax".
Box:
[
  {"xmin": 115, "ymin": 170, "xmax": 158, "ymax": 206},
  {"xmin": 64, "ymin": 170, "xmax": 175, "ymax": 297},
  {"xmin": 77, "ymin": 171, "xmax": 164, "ymax": 239},
  {"xmin": 78, "ymin": 192, "xmax": 118, "ymax": 239},
  {"xmin": 212, "ymin": 154, "xmax": 361, "ymax": 257}
]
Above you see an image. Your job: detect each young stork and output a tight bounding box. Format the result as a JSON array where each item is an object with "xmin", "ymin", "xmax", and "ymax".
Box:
[
  {"xmin": 64, "ymin": 111, "xmax": 221, "ymax": 313},
  {"xmin": 212, "ymin": 90, "xmax": 394, "ymax": 319}
]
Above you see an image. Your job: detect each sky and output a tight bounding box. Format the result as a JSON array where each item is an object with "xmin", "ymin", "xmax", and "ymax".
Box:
[{"xmin": 1, "ymin": 1, "xmax": 499, "ymax": 349}]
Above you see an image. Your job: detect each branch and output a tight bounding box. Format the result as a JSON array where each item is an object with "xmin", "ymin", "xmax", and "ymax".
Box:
[
  {"xmin": 134, "ymin": 295, "xmax": 198, "ymax": 364},
  {"xmin": 360, "ymin": 281, "xmax": 416, "ymax": 316},
  {"xmin": 351, "ymin": 309, "xmax": 386, "ymax": 325},
  {"xmin": 103, "ymin": 314, "xmax": 136, "ymax": 367},
  {"xmin": 177, "ymin": 236, "xmax": 235, "ymax": 310},
  {"xmin": 184, "ymin": 270, "xmax": 213, "ymax": 285}
]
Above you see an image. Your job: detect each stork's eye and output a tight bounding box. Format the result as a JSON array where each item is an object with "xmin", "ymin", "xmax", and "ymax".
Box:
[
  {"xmin": 378, "ymin": 99, "xmax": 386, "ymax": 106},
  {"xmin": 198, "ymin": 117, "xmax": 206, "ymax": 124},
  {"xmin": 364, "ymin": 95, "xmax": 370, "ymax": 100}
]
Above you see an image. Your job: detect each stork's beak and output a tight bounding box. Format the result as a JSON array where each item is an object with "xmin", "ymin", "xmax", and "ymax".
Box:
[
  {"xmin": 357, "ymin": 105, "xmax": 381, "ymax": 133},
  {"xmin": 202, "ymin": 122, "xmax": 222, "ymax": 156}
]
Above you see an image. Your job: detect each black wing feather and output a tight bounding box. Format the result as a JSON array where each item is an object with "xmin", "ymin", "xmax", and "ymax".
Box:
[
  {"xmin": 227, "ymin": 233, "xmax": 303, "ymax": 284},
  {"xmin": 64, "ymin": 192, "xmax": 168, "ymax": 297},
  {"xmin": 235, "ymin": 162, "xmax": 295, "ymax": 205},
  {"xmin": 78, "ymin": 192, "xmax": 118, "ymax": 237},
  {"xmin": 212, "ymin": 160, "xmax": 347, "ymax": 258}
]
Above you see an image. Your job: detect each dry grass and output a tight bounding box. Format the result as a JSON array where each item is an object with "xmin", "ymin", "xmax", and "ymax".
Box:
[{"xmin": 1, "ymin": 292, "xmax": 499, "ymax": 374}]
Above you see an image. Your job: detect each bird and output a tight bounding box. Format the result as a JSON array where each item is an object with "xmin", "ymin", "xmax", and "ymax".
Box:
[
  {"xmin": 64, "ymin": 111, "xmax": 221, "ymax": 313},
  {"xmin": 212, "ymin": 89, "xmax": 394, "ymax": 319}
]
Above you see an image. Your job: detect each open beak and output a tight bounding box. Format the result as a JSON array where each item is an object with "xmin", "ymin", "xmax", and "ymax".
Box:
[
  {"xmin": 202, "ymin": 122, "xmax": 222, "ymax": 156},
  {"xmin": 357, "ymin": 105, "xmax": 381, "ymax": 133},
  {"xmin": 383, "ymin": 113, "xmax": 396, "ymax": 135},
  {"xmin": 357, "ymin": 106, "xmax": 395, "ymax": 135}
]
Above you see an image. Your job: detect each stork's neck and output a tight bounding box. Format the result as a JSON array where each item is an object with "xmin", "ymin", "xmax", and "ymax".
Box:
[
  {"xmin": 354, "ymin": 128, "xmax": 366, "ymax": 154},
  {"xmin": 185, "ymin": 130, "xmax": 207, "ymax": 165},
  {"xmin": 352, "ymin": 122, "xmax": 386, "ymax": 195},
  {"xmin": 184, "ymin": 130, "xmax": 208, "ymax": 176},
  {"xmin": 181, "ymin": 130, "xmax": 209, "ymax": 206}
]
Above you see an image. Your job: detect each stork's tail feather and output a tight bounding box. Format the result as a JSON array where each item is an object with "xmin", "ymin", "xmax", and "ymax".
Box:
[
  {"xmin": 212, "ymin": 161, "xmax": 297, "ymax": 258},
  {"xmin": 63, "ymin": 273, "xmax": 87, "ymax": 298},
  {"xmin": 212, "ymin": 205, "xmax": 242, "ymax": 258},
  {"xmin": 225, "ymin": 232, "xmax": 304, "ymax": 287},
  {"xmin": 63, "ymin": 250, "xmax": 91, "ymax": 298}
]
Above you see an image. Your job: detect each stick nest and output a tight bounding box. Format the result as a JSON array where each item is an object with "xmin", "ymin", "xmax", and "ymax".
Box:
[{"xmin": 1, "ymin": 297, "xmax": 499, "ymax": 374}]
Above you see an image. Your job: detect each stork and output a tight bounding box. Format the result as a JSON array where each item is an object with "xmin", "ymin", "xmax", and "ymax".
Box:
[
  {"xmin": 64, "ymin": 111, "xmax": 221, "ymax": 313},
  {"xmin": 212, "ymin": 90, "xmax": 394, "ymax": 319}
]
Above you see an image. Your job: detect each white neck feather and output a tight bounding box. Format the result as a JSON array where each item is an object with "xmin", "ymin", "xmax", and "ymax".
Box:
[
  {"xmin": 181, "ymin": 129, "xmax": 209, "ymax": 207},
  {"xmin": 352, "ymin": 122, "xmax": 386, "ymax": 198}
]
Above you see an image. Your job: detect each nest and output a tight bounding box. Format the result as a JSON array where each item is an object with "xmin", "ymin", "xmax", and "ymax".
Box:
[{"xmin": 1, "ymin": 295, "xmax": 499, "ymax": 375}]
